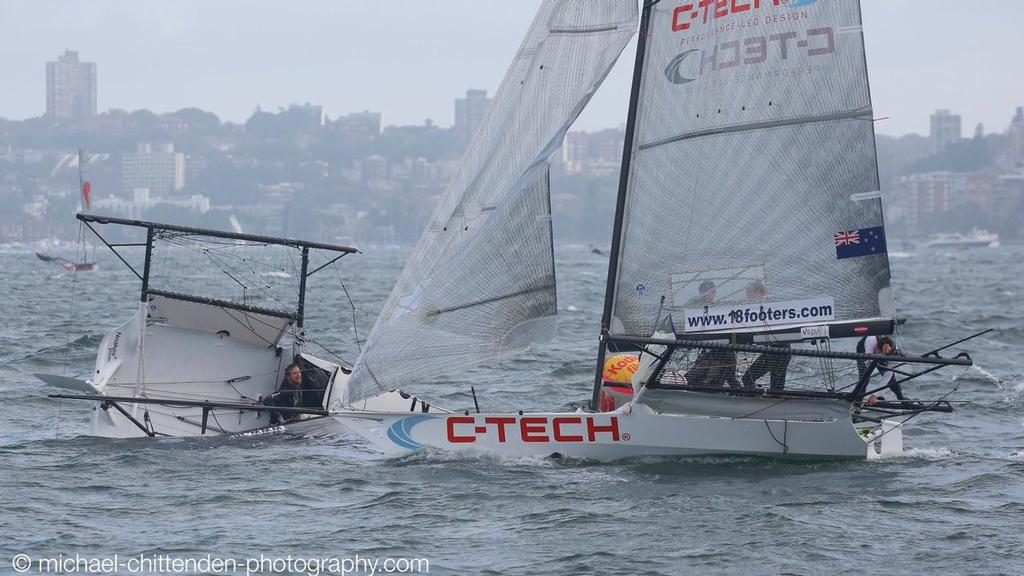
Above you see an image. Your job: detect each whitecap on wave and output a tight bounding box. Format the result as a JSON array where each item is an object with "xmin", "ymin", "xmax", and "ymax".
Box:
[
  {"xmin": 260, "ymin": 271, "xmax": 292, "ymax": 279},
  {"xmin": 873, "ymin": 447, "xmax": 958, "ymax": 461}
]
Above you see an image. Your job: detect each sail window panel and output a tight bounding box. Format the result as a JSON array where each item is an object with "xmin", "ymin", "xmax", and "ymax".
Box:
[
  {"xmin": 641, "ymin": 0, "xmax": 871, "ymax": 145},
  {"xmin": 610, "ymin": 118, "xmax": 890, "ymax": 338},
  {"xmin": 347, "ymin": 1, "xmax": 637, "ymax": 402}
]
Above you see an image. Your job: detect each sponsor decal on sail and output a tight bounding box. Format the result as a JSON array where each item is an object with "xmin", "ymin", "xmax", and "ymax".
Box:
[
  {"xmin": 683, "ymin": 296, "xmax": 835, "ymax": 333},
  {"xmin": 669, "ymin": 0, "xmax": 819, "ymax": 33},
  {"xmin": 665, "ymin": 27, "xmax": 834, "ymax": 84},
  {"xmin": 105, "ymin": 331, "xmax": 122, "ymax": 362}
]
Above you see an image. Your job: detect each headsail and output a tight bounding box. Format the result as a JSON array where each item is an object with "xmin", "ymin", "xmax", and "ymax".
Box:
[
  {"xmin": 606, "ymin": 0, "xmax": 892, "ymax": 340},
  {"xmin": 343, "ymin": 1, "xmax": 637, "ymax": 404}
]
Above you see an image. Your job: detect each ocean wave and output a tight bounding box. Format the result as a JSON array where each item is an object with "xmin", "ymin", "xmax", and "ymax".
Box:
[
  {"xmin": 3, "ymin": 333, "xmax": 104, "ymax": 367},
  {"xmin": 874, "ymin": 446, "xmax": 960, "ymax": 461}
]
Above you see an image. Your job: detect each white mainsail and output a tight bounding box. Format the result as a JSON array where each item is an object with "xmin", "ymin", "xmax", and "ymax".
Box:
[
  {"xmin": 606, "ymin": 0, "xmax": 893, "ymax": 340},
  {"xmin": 344, "ymin": 1, "xmax": 638, "ymax": 404}
]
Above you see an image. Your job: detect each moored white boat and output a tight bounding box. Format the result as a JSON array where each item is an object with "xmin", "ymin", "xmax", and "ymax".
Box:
[{"xmin": 924, "ymin": 229, "xmax": 999, "ymax": 249}]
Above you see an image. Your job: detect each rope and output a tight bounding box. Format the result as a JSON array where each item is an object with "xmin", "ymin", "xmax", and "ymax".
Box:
[
  {"xmin": 763, "ymin": 419, "xmax": 788, "ymax": 454},
  {"xmin": 866, "ymin": 384, "xmax": 961, "ymax": 445},
  {"xmin": 61, "ymin": 221, "xmax": 87, "ymax": 376}
]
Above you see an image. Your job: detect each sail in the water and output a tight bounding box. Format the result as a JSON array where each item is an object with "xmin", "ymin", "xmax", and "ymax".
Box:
[
  {"xmin": 605, "ymin": 0, "xmax": 892, "ymax": 341},
  {"xmin": 341, "ymin": 1, "xmax": 638, "ymax": 404}
]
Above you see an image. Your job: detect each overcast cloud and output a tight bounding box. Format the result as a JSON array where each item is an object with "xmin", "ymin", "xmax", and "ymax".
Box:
[{"xmin": 1, "ymin": 0, "xmax": 1021, "ymax": 135}]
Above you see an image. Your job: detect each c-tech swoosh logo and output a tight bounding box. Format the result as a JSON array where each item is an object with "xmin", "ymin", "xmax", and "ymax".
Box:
[
  {"xmin": 665, "ymin": 49, "xmax": 700, "ymax": 84},
  {"xmin": 784, "ymin": 0, "xmax": 817, "ymax": 7},
  {"xmin": 386, "ymin": 415, "xmax": 434, "ymax": 450}
]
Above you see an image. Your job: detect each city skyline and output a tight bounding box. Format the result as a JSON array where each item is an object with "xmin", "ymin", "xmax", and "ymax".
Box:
[{"xmin": 1, "ymin": 1, "xmax": 1022, "ymax": 136}]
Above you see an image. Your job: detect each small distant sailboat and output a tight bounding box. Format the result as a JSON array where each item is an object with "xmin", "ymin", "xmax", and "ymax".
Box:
[
  {"xmin": 35, "ymin": 150, "xmax": 98, "ymax": 272},
  {"xmin": 332, "ymin": 0, "xmax": 978, "ymax": 460},
  {"xmin": 35, "ymin": 252, "xmax": 97, "ymax": 272}
]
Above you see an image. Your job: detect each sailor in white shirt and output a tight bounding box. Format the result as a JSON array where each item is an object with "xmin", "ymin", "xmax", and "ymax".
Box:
[{"xmin": 857, "ymin": 335, "xmax": 906, "ymax": 405}]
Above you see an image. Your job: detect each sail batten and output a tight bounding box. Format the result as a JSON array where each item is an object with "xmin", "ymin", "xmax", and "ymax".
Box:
[
  {"xmin": 550, "ymin": 24, "xmax": 621, "ymax": 34},
  {"xmin": 432, "ymin": 284, "xmax": 558, "ymax": 316},
  {"xmin": 639, "ymin": 106, "xmax": 873, "ymax": 150}
]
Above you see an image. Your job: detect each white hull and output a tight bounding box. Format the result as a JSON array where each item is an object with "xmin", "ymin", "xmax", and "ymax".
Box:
[
  {"xmin": 335, "ymin": 397, "xmax": 903, "ymax": 461},
  {"xmin": 924, "ymin": 240, "xmax": 997, "ymax": 249},
  {"xmin": 92, "ymin": 412, "xmax": 343, "ymax": 440},
  {"xmin": 89, "ymin": 386, "xmax": 434, "ymax": 439},
  {"xmin": 72, "ymin": 297, "xmax": 443, "ymax": 439},
  {"xmin": 924, "ymin": 230, "xmax": 999, "ymax": 249},
  {"xmin": 90, "ymin": 398, "xmax": 276, "ymax": 438}
]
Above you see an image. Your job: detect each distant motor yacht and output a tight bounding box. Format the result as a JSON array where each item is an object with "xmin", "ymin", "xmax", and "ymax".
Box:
[{"xmin": 924, "ymin": 229, "xmax": 999, "ymax": 249}]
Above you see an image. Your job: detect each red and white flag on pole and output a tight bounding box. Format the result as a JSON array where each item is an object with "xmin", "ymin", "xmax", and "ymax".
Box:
[
  {"xmin": 78, "ymin": 148, "xmax": 91, "ymax": 211},
  {"xmin": 81, "ymin": 180, "xmax": 91, "ymax": 210}
]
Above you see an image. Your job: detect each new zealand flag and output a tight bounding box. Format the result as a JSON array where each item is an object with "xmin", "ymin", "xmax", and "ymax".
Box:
[{"xmin": 834, "ymin": 226, "xmax": 887, "ymax": 260}]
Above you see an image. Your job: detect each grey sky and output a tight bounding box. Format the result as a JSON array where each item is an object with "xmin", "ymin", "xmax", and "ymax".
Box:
[{"xmin": 1, "ymin": 1, "xmax": 1021, "ymax": 136}]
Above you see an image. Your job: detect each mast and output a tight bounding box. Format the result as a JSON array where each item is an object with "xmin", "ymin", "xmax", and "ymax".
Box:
[
  {"xmin": 590, "ymin": 0, "xmax": 655, "ymax": 410},
  {"xmin": 77, "ymin": 148, "xmax": 84, "ymax": 208},
  {"xmin": 297, "ymin": 246, "xmax": 310, "ymax": 330}
]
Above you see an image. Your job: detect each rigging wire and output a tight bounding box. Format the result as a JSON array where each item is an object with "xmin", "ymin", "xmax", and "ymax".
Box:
[
  {"xmin": 332, "ymin": 261, "xmax": 362, "ymax": 354},
  {"xmin": 155, "ymin": 235, "xmax": 300, "ymax": 313},
  {"xmin": 865, "ymin": 382, "xmax": 962, "ymax": 446},
  {"xmin": 156, "ymin": 258, "xmax": 357, "ymax": 369},
  {"xmin": 55, "ymin": 220, "xmax": 89, "ymax": 438}
]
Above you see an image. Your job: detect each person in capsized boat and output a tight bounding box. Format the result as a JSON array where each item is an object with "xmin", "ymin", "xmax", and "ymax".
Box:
[
  {"xmin": 857, "ymin": 335, "xmax": 907, "ymax": 406},
  {"xmin": 266, "ymin": 363, "xmax": 318, "ymax": 423},
  {"xmin": 740, "ymin": 281, "xmax": 791, "ymax": 391},
  {"xmin": 683, "ymin": 280, "xmax": 739, "ymax": 387}
]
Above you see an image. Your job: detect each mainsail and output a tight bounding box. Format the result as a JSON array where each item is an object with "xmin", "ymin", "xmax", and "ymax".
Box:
[
  {"xmin": 605, "ymin": 0, "xmax": 893, "ymax": 340},
  {"xmin": 344, "ymin": 1, "xmax": 637, "ymax": 403}
]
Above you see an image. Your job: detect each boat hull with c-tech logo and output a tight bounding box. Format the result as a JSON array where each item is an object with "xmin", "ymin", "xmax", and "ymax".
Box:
[{"xmin": 335, "ymin": 399, "xmax": 895, "ymax": 460}]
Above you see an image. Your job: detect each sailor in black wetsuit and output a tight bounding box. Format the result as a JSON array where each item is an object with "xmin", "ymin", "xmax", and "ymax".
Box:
[
  {"xmin": 683, "ymin": 280, "xmax": 739, "ymax": 387},
  {"xmin": 268, "ymin": 362, "xmax": 318, "ymax": 424},
  {"xmin": 740, "ymin": 281, "xmax": 791, "ymax": 391}
]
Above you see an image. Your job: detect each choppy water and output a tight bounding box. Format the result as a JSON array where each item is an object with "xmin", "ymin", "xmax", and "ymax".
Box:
[{"xmin": 1, "ymin": 242, "xmax": 1022, "ymax": 575}]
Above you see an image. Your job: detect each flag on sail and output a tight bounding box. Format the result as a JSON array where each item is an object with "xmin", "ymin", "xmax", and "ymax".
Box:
[
  {"xmin": 81, "ymin": 181, "xmax": 91, "ymax": 210},
  {"xmin": 834, "ymin": 226, "xmax": 886, "ymax": 259}
]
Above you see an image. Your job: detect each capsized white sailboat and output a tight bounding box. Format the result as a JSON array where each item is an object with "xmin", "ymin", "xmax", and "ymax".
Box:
[
  {"xmin": 333, "ymin": 0, "xmax": 976, "ymax": 460},
  {"xmin": 45, "ymin": 215, "xmax": 443, "ymax": 438}
]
